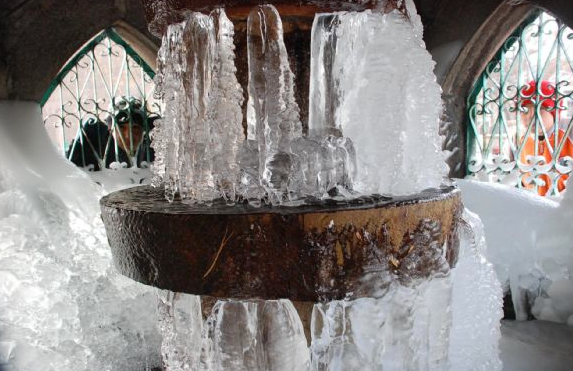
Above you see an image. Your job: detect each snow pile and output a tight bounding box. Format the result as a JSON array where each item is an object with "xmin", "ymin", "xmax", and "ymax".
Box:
[
  {"xmin": 0, "ymin": 102, "xmax": 161, "ymax": 371},
  {"xmin": 458, "ymin": 178, "xmax": 573, "ymax": 324},
  {"xmin": 538, "ymin": 186, "xmax": 573, "ymax": 325},
  {"xmin": 80, "ymin": 166, "xmax": 153, "ymax": 194}
]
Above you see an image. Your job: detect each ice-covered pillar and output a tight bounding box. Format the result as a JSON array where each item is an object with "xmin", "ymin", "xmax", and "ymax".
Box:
[
  {"xmin": 309, "ymin": 4, "xmax": 447, "ymax": 196},
  {"xmin": 152, "ymin": 10, "xmax": 245, "ymax": 204},
  {"xmin": 151, "ymin": 13, "xmax": 218, "ymax": 203},
  {"xmin": 247, "ymin": 5, "xmax": 302, "ymax": 203}
]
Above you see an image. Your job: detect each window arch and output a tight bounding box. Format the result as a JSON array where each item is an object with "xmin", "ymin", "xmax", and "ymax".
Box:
[
  {"xmin": 41, "ymin": 27, "xmax": 159, "ymax": 172},
  {"xmin": 467, "ymin": 10, "xmax": 573, "ymax": 197}
]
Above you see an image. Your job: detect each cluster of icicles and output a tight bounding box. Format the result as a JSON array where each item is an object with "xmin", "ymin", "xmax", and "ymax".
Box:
[
  {"xmin": 151, "ymin": 6, "xmax": 356, "ymax": 206},
  {"xmin": 150, "ymin": 3, "xmax": 448, "ymax": 205}
]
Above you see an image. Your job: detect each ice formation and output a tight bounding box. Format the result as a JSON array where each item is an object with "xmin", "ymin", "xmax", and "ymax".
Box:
[
  {"xmin": 0, "ymin": 102, "xmax": 162, "ymax": 371},
  {"xmin": 156, "ymin": 282, "xmax": 454, "ymax": 371},
  {"xmin": 151, "ymin": 9, "xmax": 244, "ymax": 203},
  {"xmin": 157, "ymin": 295, "xmax": 310, "ymax": 371},
  {"xmin": 310, "ymin": 276, "xmax": 452, "ymax": 371},
  {"xmin": 458, "ymin": 179, "xmax": 573, "ymax": 324},
  {"xmin": 310, "ymin": 8, "xmax": 448, "ymax": 195},
  {"xmin": 151, "ymin": 5, "xmax": 359, "ymax": 205},
  {"xmin": 448, "ymin": 209, "xmax": 503, "ymax": 371},
  {"xmin": 247, "ymin": 5, "xmax": 303, "ymax": 203},
  {"xmin": 151, "ymin": 1, "xmax": 447, "ymax": 205}
]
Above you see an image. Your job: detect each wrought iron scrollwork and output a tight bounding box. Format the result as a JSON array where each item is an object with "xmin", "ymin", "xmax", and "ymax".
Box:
[
  {"xmin": 41, "ymin": 28, "xmax": 160, "ymax": 172},
  {"xmin": 467, "ymin": 11, "xmax": 573, "ymax": 196}
]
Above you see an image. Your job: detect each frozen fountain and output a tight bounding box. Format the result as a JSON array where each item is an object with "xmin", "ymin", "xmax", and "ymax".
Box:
[{"xmin": 100, "ymin": 0, "xmax": 463, "ymax": 370}]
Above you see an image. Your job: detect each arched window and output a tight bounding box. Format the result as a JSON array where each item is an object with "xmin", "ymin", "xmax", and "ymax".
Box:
[
  {"xmin": 41, "ymin": 27, "xmax": 159, "ymax": 173},
  {"xmin": 467, "ymin": 10, "xmax": 573, "ymax": 197}
]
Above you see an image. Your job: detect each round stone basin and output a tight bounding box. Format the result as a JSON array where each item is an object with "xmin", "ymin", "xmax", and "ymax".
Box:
[{"xmin": 100, "ymin": 185, "xmax": 462, "ymax": 302}]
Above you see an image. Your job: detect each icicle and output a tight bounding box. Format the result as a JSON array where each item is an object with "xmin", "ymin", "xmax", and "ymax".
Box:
[
  {"xmin": 309, "ymin": 13, "xmax": 342, "ymax": 138},
  {"xmin": 209, "ymin": 9, "xmax": 244, "ymax": 203},
  {"xmin": 157, "ymin": 291, "xmax": 203, "ymax": 371},
  {"xmin": 247, "ymin": 5, "xmax": 302, "ymax": 204}
]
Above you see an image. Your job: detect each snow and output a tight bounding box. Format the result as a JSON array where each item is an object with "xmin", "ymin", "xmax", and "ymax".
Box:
[
  {"xmin": 0, "ymin": 101, "xmax": 102, "ymax": 216},
  {"xmin": 82, "ymin": 165, "xmax": 153, "ymax": 194},
  {"xmin": 458, "ymin": 178, "xmax": 573, "ymax": 324}
]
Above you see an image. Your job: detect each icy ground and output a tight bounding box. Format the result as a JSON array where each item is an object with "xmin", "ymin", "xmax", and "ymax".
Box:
[{"xmin": 500, "ymin": 320, "xmax": 573, "ymax": 371}]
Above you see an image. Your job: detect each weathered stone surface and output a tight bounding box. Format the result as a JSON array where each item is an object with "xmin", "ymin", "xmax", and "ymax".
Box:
[{"xmin": 101, "ymin": 185, "xmax": 462, "ymax": 301}]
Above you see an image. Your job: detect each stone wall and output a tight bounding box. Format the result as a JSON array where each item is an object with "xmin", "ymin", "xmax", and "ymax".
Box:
[{"xmin": 0, "ymin": 0, "xmax": 158, "ymax": 101}]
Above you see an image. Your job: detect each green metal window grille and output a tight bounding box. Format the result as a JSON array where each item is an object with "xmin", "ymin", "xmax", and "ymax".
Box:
[
  {"xmin": 41, "ymin": 27, "xmax": 160, "ymax": 171},
  {"xmin": 467, "ymin": 10, "xmax": 573, "ymax": 197}
]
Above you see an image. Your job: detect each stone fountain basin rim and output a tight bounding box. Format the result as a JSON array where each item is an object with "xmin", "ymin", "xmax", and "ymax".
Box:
[
  {"xmin": 100, "ymin": 184, "xmax": 462, "ymax": 301},
  {"xmin": 99, "ymin": 185, "xmax": 460, "ymax": 216}
]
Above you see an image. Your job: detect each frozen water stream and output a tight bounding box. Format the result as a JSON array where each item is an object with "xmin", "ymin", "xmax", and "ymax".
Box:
[{"xmin": 151, "ymin": 1, "xmax": 447, "ymax": 206}]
